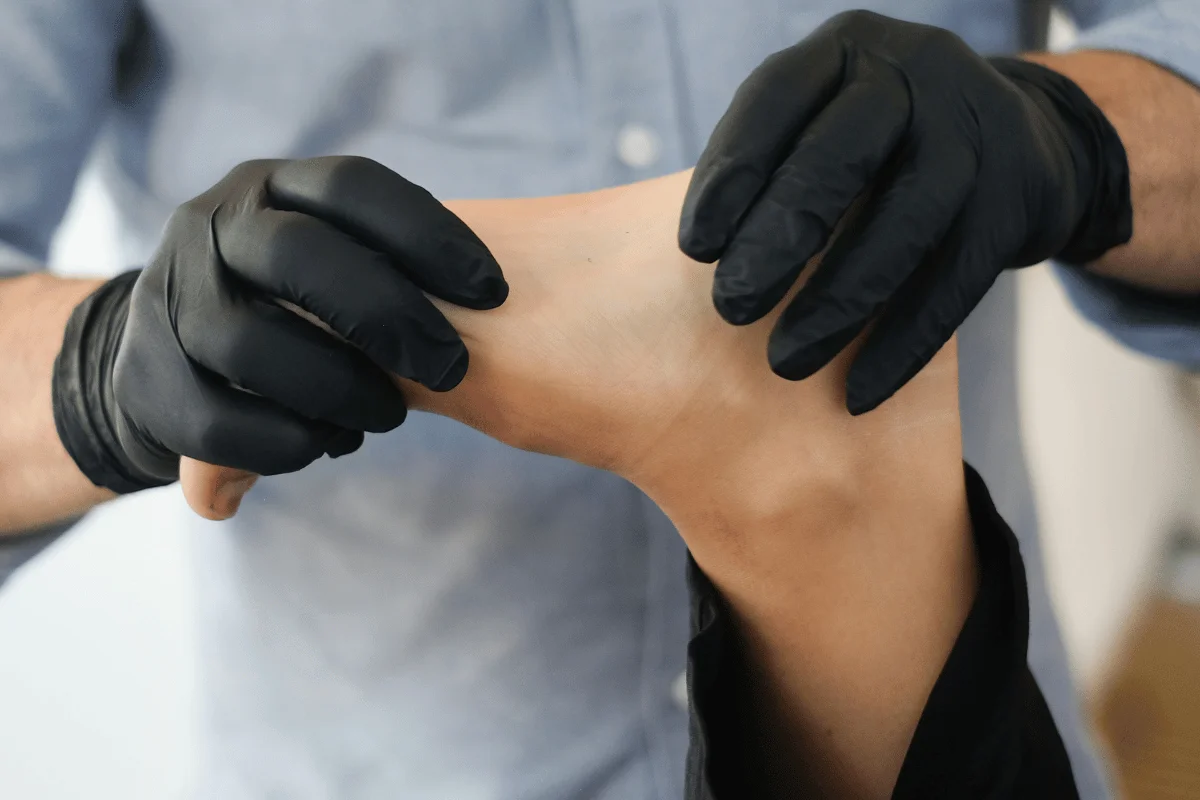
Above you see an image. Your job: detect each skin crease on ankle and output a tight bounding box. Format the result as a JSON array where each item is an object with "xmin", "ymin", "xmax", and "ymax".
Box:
[{"xmin": 180, "ymin": 170, "xmax": 975, "ymax": 798}]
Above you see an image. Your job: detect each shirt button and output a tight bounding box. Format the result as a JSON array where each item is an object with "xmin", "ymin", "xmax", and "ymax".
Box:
[
  {"xmin": 616, "ymin": 124, "xmax": 662, "ymax": 169},
  {"xmin": 672, "ymin": 670, "xmax": 689, "ymax": 710}
]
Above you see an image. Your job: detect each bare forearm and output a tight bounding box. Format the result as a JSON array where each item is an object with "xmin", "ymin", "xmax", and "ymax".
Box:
[
  {"xmin": 1026, "ymin": 50, "xmax": 1200, "ymax": 292},
  {"xmin": 0, "ymin": 273, "xmax": 113, "ymax": 533}
]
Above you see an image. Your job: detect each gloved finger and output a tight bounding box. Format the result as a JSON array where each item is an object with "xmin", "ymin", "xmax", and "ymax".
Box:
[
  {"xmin": 767, "ymin": 141, "xmax": 977, "ymax": 379},
  {"xmin": 678, "ymin": 31, "xmax": 847, "ymax": 262},
  {"xmin": 218, "ymin": 209, "xmax": 470, "ymax": 391},
  {"xmin": 179, "ymin": 458, "xmax": 259, "ymax": 521},
  {"xmin": 768, "ymin": 313, "xmax": 871, "ymax": 384},
  {"xmin": 177, "ymin": 292, "xmax": 409, "ymax": 432},
  {"xmin": 156, "ymin": 365, "xmax": 361, "ymax": 476},
  {"xmin": 711, "ymin": 64, "xmax": 911, "ymax": 326},
  {"xmin": 845, "ymin": 214, "xmax": 1008, "ymax": 415},
  {"xmin": 267, "ymin": 156, "xmax": 508, "ymax": 309}
]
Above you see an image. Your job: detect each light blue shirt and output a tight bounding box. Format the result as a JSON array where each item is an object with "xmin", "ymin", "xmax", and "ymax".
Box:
[{"xmin": 2, "ymin": 1, "xmax": 1198, "ymax": 798}]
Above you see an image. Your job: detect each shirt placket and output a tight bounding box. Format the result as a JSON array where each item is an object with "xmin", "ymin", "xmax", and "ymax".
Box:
[{"xmin": 568, "ymin": 0, "xmax": 690, "ymax": 184}]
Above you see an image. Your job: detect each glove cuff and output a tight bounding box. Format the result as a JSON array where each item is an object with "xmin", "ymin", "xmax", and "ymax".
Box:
[
  {"xmin": 988, "ymin": 56, "xmax": 1133, "ymax": 265},
  {"xmin": 52, "ymin": 269, "xmax": 173, "ymax": 494}
]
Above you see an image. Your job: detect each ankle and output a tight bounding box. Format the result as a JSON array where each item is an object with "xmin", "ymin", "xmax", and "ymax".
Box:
[{"xmin": 624, "ymin": 345, "xmax": 969, "ymax": 586}]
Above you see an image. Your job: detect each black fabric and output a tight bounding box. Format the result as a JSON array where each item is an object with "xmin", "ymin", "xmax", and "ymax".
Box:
[
  {"xmin": 678, "ymin": 10, "xmax": 1133, "ymax": 415},
  {"xmin": 683, "ymin": 464, "xmax": 1078, "ymax": 799},
  {"xmin": 50, "ymin": 156, "xmax": 509, "ymax": 493}
]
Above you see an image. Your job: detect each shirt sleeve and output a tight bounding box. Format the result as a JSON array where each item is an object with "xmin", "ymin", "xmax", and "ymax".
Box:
[
  {"xmin": 1052, "ymin": 0, "xmax": 1200, "ymax": 365},
  {"xmin": 0, "ymin": 0, "xmax": 132, "ymax": 275},
  {"xmin": 0, "ymin": 0, "xmax": 131, "ymax": 581},
  {"xmin": 0, "ymin": 519, "xmax": 78, "ymax": 590},
  {"xmin": 682, "ymin": 465, "xmax": 1079, "ymax": 799}
]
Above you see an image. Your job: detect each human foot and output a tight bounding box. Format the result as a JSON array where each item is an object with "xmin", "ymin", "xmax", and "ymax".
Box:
[
  {"xmin": 401, "ymin": 172, "xmax": 964, "ymax": 540},
  {"xmin": 184, "ymin": 169, "xmax": 965, "ymax": 545},
  {"xmin": 180, "ymin": 169, "xmax": 974, "ymax": 798}
]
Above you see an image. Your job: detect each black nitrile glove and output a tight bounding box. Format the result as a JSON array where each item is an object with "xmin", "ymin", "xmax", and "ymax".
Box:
[
  {"xmin": 679, "ymin": 10, "xmax": 1132, "ymax": 414},
  {"xmin": 53, "ymin": 156, "xmax": 508, "ymax": 493}
]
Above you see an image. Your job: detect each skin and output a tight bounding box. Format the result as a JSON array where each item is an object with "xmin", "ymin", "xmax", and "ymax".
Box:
[
  {"xmin": 0, "ymin": 273, "xmax": 111, "ymax": 531},
  {"xmin": 186, "ymin": 171, "xmax": 975, "ymax": 798}
]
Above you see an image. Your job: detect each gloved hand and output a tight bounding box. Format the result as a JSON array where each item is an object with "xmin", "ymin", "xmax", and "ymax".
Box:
[
  {"xmin": 679, "ymin": 10, "xmax": 1133, "ymax": 414},
  {"xmin": 53, "ymin": 156, "xmax": 508, "ymax": 493}
]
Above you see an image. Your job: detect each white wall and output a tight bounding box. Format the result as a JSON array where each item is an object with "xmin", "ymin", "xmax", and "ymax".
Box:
[
  {"xmin": 1014, "ymin": 8, "xmax": 1195, "ymax": 693},
  {"xmin": 1017, "ymin": 265, "xmax": 1192, "ymax": 691}
]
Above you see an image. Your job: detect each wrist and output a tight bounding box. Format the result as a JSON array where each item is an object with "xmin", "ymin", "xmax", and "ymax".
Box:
[
  {"xmin": 992, "ymin": 55, "xmax": 1134, "ymax": 264},
  {"xmin": 52, "ymin": 269, "xmax": 171, "ymax": 494},
  {"xmin": 0, "ymin": 274, "xmax": 115, "ymax": 532}
]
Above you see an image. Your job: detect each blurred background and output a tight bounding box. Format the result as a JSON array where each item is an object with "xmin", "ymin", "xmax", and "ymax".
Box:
[{"xmin": 1, "ymin": 8, "xmax": 1200, "ymax": 800}]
